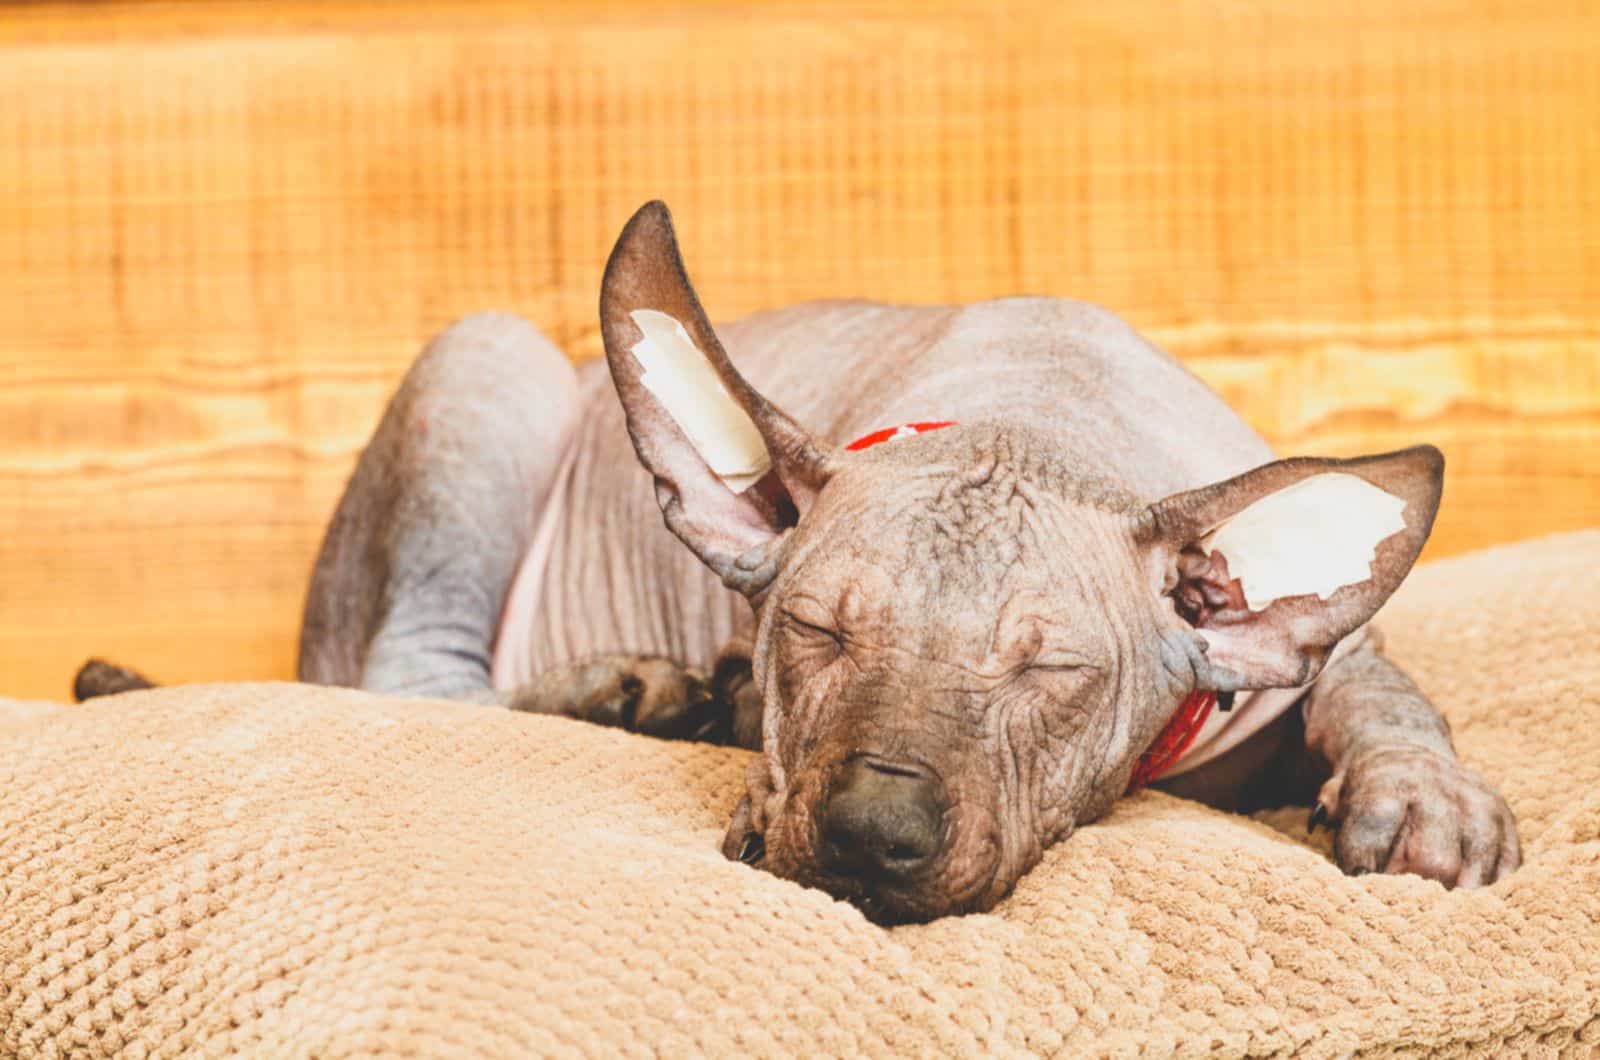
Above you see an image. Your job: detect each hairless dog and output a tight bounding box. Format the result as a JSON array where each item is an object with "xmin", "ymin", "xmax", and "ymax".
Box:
[{"xmin": 83, "ymin": 202, "xmax": 1518, "ymax": 924}]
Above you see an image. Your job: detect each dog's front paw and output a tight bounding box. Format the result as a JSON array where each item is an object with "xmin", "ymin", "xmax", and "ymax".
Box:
[
  {"xmin": 1315, "ymin": 744, "xmax": 1520, "ymax": 888},
  {"xmin": 510, "ymin": 655, "xmax": 731, "ymax": 743}
]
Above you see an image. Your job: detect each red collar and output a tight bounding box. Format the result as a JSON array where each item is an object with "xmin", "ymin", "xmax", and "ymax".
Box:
[
  {"xmin": 845, "ymin": 420, "xmax": 1214, "ymax": 793},
  {"xmin": 1124, "ymin": 691, "xmax": 1217, "ymax": 792},
  {"xmin": 845, "ymin": 421, "xmax": 959, "ymax": 451}
]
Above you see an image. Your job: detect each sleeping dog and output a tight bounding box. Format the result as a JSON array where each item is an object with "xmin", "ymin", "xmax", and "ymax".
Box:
[{"xmin": 83, "ymin": 202, "xmax": 1518, "ymax": 924}]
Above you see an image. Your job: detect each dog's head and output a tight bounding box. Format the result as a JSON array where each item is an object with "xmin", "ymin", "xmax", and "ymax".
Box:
[{"xmin": 600, "ymin": 202, "xmax": 1443, "ymax": 923}]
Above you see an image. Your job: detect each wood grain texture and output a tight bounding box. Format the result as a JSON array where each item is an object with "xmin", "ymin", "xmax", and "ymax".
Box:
[{"xmin": 2, "ymin": 0, "xmax": 1597, "ymax": 698}]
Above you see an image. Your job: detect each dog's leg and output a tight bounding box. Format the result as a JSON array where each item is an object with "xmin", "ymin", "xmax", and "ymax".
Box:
[
  {"xmin": 87, "ymin": 313, "xmax": 755, "ymax": 745},
  {"xmin": 1163, "ymin": 629, "xmax": 1519, "ymax": 887},
  {"xmin": 485, "ymin": 639, "xmax": 758, "ymax": 747},
  {"xmin": 1295, "ymin": 629, "xmax": 1520, "ymax": 886},
  {"xmin": 495, "ymin": 655, "xmax": 710, "ymax": 741},
  {"xmin": 297, "ymin": 314, "xmax": 753, "ymax": 746},
  {"xmin": 76, "ymin": 311, "xmax": 569, "ymax": 702},
  {"xmin": 299, "ymin": 312, "xmax": 579, "ymax": 699}
]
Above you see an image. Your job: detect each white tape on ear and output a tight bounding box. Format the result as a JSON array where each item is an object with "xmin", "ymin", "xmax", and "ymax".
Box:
[
  {"xmin": 630, "ymin": 309, "xmax": 772, "ymax": 493},
  {"xmin": 1201, "ymin": 472, "xmax": 1408, "ymax": 610}
]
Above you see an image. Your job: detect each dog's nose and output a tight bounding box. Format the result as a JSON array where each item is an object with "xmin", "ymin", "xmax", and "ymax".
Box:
[{"xmin": 821, "ymin": 756, "xmax": 944, "ymax": 880}]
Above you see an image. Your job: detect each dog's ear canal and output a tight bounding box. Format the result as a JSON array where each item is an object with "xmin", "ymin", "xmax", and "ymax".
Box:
[
  {"xmin": 600, "ymin": 201, "xmax": 832, "ymax": 595},
  {"xmin": 1140, "ymin": 446, "xmax": 1444, "ymax": 691}
]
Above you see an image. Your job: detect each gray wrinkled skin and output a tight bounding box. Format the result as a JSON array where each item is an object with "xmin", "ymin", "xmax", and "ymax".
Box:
[
  {"xmin": 733, "ymin": 428, "xmax": 1181, "ymax": 919},
  {"xmin": 277, "ymin": 202, "xmax": 1518, "ymax": 924}
]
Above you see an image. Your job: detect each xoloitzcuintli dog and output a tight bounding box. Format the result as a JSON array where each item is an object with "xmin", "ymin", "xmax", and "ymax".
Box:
[{"xmin": 82, "ymin": 202, "xmax": 1518, "ymax": 924}]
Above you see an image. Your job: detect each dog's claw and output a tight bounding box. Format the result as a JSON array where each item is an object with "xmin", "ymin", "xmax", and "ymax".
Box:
[
  {"xmin": 1308, "ymin": 802, "xmax": 1330, "ymax": 834},
  {"xmin": 737, "ymin": 832, "xmax": 765, "ymax": 864}
]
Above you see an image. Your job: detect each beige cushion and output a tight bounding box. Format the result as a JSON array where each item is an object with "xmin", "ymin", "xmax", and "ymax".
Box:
[{"xmin": 3, "ymin": 532, "xmax": 1599, "ymax": 1056}]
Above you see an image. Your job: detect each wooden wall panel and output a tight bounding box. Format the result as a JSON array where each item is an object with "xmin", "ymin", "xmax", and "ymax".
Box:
[{"xmin": 1, "ymin": 0, "xmax": 1596, "ymax": 698}]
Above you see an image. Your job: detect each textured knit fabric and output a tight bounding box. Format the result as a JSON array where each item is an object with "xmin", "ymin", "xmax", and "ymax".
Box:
[{"xmin": 2, "ymin": 532, "xmax": 1598, "ymax": 1057}]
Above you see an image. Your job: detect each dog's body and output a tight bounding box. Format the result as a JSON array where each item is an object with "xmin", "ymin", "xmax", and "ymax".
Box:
[
  {"xmin": 268, "ymin": 204, "xmax": 1516, "ymax": 921},
  {"xmin": 492, "ymin": 298, "xmax": 1268, "ymax": 703},
  {"xmin": 442, "ymin": 298, "xmax": 1322, "ymax": 788}
]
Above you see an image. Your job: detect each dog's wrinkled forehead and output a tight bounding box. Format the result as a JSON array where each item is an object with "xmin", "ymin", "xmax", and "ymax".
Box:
[
  {"xmin": 807, "ymin": 423, "xmax": 1140, "ymax": 559},
  {"xmin": 837, "ymin": 422, "xmax": 1141, "ymax": 508},
  {"xmin": 769, "ymin": 424, "xmax": 1141, "ymax": 662}
]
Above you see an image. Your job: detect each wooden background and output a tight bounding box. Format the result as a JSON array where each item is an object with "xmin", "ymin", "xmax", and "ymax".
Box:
[{"xmin": 2, "ymin": 0, "xmax": 1597, "ymax": 699}]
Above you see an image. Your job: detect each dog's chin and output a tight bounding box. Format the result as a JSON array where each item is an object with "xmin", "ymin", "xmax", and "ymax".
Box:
[
  {"xmin": 723, "ymin": 833, "xmax": 957, "ymax": 924},
  {"xmin": 725, "ymin": 801, "xmax": 1014, "ymax": 925},
  {"xmin": 840, "ymin": 885, "xmax": 964, "ymax": 926},
  {"xmin": 770, "ymin": 847, "xmax": 1007, "ymax": 926},
  {"xmin": 814, "ymin": 863, "xmax": 1011, "ymax": 925}
]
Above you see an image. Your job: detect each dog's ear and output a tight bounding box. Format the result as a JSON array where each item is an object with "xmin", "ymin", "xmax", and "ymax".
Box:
[
  {"xmin": 1140, "ymin": 446, "xmax": 1443, "ymax": 690},
  {"xmin": 600, "ymin": 202, "xmax": 832, "ymax": 595}
]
